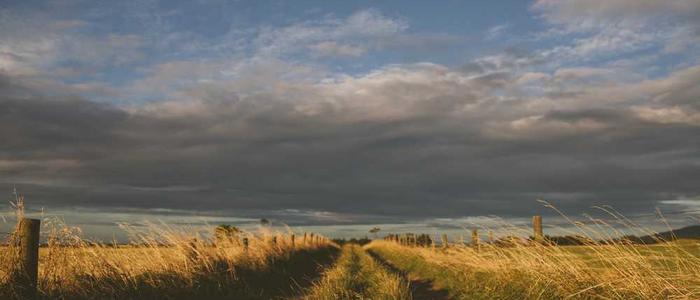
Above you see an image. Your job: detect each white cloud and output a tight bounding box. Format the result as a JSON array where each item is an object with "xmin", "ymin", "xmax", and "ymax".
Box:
[
  {"xmin": 553, "ymin": 67, "xmax": 614, "ymax": 80},
  {"xmin": 253, "ymin": 9, "xmax": 406, "ymax": 58},
  {"xmin": 309, "ymin": 41, "xmax": 366, "ymax": 57},
  {"xmin": 532, "ymin": 0, "xmax": 700, "ymax": 63},
  {"xmin": 485, "ymin": 24, "xmax": 509, "ymax": 40},
  {"xmin": 634, "ymin": 106, "xmax": 700, "ymax": 125},
  {"xmin": 532, "ymin": 0, "xmax": 700, "ymax": 31},
  {"xmin": 0, "ymin": 10, "xmax": 145, "ymax": 79}
]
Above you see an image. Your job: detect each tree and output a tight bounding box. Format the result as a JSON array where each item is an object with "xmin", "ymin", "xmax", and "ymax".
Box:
[{"xmin": 369, "ymin": 227, "xmax": 381, "ymax": 238}]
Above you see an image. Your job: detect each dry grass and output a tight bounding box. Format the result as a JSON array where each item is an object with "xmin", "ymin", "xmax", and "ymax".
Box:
[
  {"xmin": 368, "ymin": 223, "xmax": 700, "ymax": 299},
  {"xmin": 305, "ymin": 244, "xmax": 410, "ymax": 300},
  {"xmin": 1, "ymin": 218, "xmax": 337, "ymax": 299}
]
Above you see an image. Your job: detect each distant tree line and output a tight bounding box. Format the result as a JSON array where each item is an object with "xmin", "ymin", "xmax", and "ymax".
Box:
[
  {"xmin": 332, "ymin": 237, "xmax": 372, "ymax": 246},
  {"xmin": 384, "ymin": 233, "xmax": 433, "ymax": 246}
]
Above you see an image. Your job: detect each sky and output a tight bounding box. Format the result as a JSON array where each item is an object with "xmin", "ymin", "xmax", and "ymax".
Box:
[{"xmin": 1, "ymin": 0, "xmax": 700, "ymax": 240}]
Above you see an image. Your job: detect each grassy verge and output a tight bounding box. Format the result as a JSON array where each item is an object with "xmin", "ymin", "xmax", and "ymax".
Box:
[
  {"xmin": 367, "ymin": 240, "xmax": 700, "ymax": 299},
  {"xmin": 305, "ymin": 244, "xmax": 410, "ymax": 300},
  {"xmin": 367, "ymin": 241, "xmax": 549, "ymax": 299}
]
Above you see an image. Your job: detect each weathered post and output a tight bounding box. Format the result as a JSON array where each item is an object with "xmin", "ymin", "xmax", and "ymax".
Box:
[
  {"xmin": 242, "ymin": 237, "xmax": 249, "ymax": 252},
  {"xmin": 488, "ymin": 230, "xmax": 494, "ymax": 244},
  {"xmin": 471, "ymin": 229, "xmax": 480, "ymax": 251},
  {"xmin": 15, "ymin": 218, "xmax": 40, "ymax": 299},
  {"xmin": 441, "ymin": 234, "xmax": 449, "ymax": 248},
  {"xmin": 272, "ymin": 236, "xmax": 277, "ymax": 248},
  {"xmin": 303, "ymin": 232, "xmax": 307, "ymax": 244},
  {"xmin": 533, "ymin": 215, "xmax": 543, "ymax": 243},
  {"xmin": 291, "ymin": 234, "xmax": 295, "ymax": 249}
]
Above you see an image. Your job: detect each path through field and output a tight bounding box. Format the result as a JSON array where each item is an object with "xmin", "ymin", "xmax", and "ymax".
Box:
[
  {"xmin": 367, "ymin": 250, "xmax": 451, "ymax": 300},
  {"xmin": 301, "ymin": 244, "xmax": 449, "ymax": 300}
]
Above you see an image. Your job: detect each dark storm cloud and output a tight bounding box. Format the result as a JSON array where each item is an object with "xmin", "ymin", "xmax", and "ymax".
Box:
[
  {"xmin": 0, "ymin": 78, "xmax": 128, "ymax": 161},
  {"xmin": 2, "ymin": 61, "xmax": 700, "ymax": 224}
]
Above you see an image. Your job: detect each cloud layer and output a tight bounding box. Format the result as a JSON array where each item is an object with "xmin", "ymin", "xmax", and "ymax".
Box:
[{"xmin": 0, "ymin": 2, "xmax": 699, "ymax": 229}]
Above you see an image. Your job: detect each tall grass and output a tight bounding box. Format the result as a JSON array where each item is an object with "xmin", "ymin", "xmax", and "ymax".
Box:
[
  {"xmin": 305, "ymin": 244, "xmax": 410, "ymax": 300},
  {"xmin": 1, "ymin": 218, "xmax": 337, "ymax": 299},
  {"xmin": 368, "ymin": 213, "xmax": 700, "ymax": 300}
]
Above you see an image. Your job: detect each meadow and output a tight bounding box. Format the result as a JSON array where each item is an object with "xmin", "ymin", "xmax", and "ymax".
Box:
[
  {"xmin": 1, "ymin": 214, "xmax": 699, "ymax": 299},
  {"xmin": 366, "ymin": 238, "xmax": 700, "ymax": 299},
  {"xmin": 1, "ymin": 221, "xmax": 338, "ymax": 299}
]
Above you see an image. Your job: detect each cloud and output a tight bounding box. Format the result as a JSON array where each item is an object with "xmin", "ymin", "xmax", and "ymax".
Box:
[
  {"xmin": 633, "ymin": 106, "xmax": 700, "ymax": 125},
  {"xmin": 532, "ymin": 0, "xmax": 700, "ymax": 62},
  {"xmin": 0, "ymin": 9, "xmax": 146, "ymax": 83},
  {"xmin": 252, "ymin": 9, "xmax": 407, "ymax": 58},
  {"xmin": 485, "ymin": 24, "xmax": 509, "ymax": 40},
  {"xmin": 248, "ymin": 9, "xmax": 461, "ymax": 61},
  {"xmin": 1, "ymin": 3, "xmax": 699, "ymax": 233},
  {"xmin": 533, "ymin": 0, "xmax": 700, "ymax": 26},
  {"xmin": 61, "ymin": 34, "xmax": 145, "ymax": 67},
  {"xmin": 309, "ymin": 41, "xmax": 366, "ymax": 57},
  {"xmin": 2, "ymin": 57, "xmax": 700, "ymax": 224}
]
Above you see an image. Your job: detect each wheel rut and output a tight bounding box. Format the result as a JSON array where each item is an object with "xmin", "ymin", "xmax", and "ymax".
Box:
[{"xmin": 366, "ymin": 250, "xmax": 452, "ymax": 300}]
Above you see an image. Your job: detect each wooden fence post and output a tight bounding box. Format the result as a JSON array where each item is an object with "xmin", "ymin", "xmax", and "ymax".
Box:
[
  {"xmin": 242, "ymin": 237, "xmax": 249, "ymax": 252},
  {"xmin": 15, "ymin": 218, "xmax": 40, "ymax": 299},
  {"xmin": 291, "ymin": 234, "xmax": 295, "ymax": 249},
  {"xmin": 472, "ymin": 229, "xmax": 479, "ymax": 250},
  {"xmin": 533, "ymin": 215, "xmax": 543, "ymax": 243},
  {"xmin": 488, "ymin": 230, "xmax": 494, "ymax": 244},
  {"xmin": 441, "ymin": 234, "xmax": 449, "ymax": 248}
]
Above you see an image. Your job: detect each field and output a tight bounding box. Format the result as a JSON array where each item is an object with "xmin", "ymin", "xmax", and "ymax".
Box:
[
  {"xmin": 2, "ymin": 219, "xmax": 700, "ymax": 299},
  {"xmin": 366, "ymin": 239, "xmax": 700, "ymax": 299},
  {"xmin": 1, "ymin": 222, "xmax": 338, "ymax": 299}
]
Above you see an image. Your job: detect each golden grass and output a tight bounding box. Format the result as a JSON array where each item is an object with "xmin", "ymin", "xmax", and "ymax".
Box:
[
  {"xmin": 1, "ymin": 219, "xmax": 336, "ymax": 299},
  {"xmin": 368, "ymin": 233, "xmax": 700, "ymax": 299},
  {"xmin": 304, "ymin": 244, "xmax": 410, "ymax": 300},
  {"xmin": 2, "ymin": 200, "xmax": 699, "ymax": 299}
]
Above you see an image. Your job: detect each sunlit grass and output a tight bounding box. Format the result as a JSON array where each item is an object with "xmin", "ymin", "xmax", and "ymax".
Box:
[
  {"xmin": 1, "ymin": 219, "xmax": 337, "ymax": 299},
  {"xmin": 368, "ymin": 215, "xmax": 700, "ymax": 300},
  {"xmin": 305, "ymin": 244, "xmax": 410, "ymax": 300}
]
